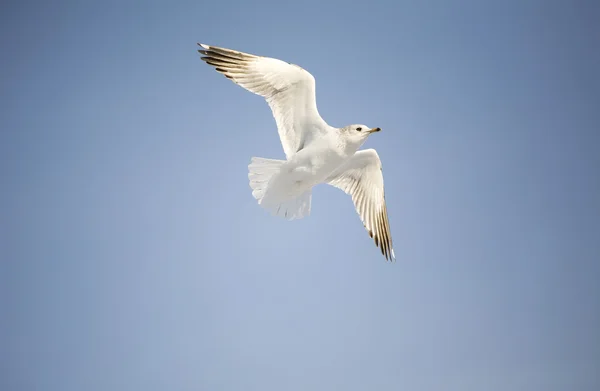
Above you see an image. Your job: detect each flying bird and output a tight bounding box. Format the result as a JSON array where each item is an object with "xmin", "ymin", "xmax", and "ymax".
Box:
[{"xmin": 197, "ymin": 43, "xmax": 396, "ymax": 261}]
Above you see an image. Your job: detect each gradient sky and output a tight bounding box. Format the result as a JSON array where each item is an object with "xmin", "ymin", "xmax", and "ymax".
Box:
[{"xmin": 2, "ymin": 1, "xmax": 600, "ymax": 390}]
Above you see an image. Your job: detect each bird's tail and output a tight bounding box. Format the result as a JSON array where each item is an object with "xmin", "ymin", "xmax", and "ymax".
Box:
[{"xmin": 248, "ymin": 157, "xmax": 312, "ymax": 220}]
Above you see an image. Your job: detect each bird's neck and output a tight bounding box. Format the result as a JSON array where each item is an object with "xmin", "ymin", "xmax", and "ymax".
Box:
[{"xmin": 335, "ymin": 128, "xmax": 361, "ymax": 156}]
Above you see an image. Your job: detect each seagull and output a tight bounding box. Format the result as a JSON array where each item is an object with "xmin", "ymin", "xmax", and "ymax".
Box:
[{"xmin": 197, "ymin": 43, "xmax": 396, "ymax": 261}]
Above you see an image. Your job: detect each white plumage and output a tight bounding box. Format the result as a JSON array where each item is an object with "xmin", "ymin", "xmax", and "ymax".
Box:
[{"xmin": 198, "ymin": 43, "xmax": 396, "ymax": 261}]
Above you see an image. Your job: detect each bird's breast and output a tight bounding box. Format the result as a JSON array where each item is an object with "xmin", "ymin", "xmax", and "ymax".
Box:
[{"xmin": 289, "ymin": 146, "xmax": 347, "ymax": 186}]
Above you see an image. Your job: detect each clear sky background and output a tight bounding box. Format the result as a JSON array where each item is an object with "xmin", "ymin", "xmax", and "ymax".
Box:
[{"xmin": 2, "ymin": 1, "xmax": 599, "ymax": 390}]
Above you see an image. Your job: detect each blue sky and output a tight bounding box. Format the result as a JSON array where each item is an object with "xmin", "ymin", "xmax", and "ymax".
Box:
[{"xmin": 2, "ymin": 1, "xmax": 599, "ymax": 390}]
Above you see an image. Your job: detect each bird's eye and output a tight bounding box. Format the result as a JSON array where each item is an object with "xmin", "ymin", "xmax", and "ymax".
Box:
[{"xmin": 356, "ymin": 127, "xmax": 362, "ymax": 131}]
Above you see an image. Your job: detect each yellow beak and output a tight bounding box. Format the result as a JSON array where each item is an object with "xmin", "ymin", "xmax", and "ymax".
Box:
[{"xmin": 368, "ymin": 127, "xmax": 381, "ymax": 133}]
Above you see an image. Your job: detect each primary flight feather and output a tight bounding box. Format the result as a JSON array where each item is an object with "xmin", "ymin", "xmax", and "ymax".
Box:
[{"xmin": 197, "ymin": 43, "xmax": 396, "ymax": 261}]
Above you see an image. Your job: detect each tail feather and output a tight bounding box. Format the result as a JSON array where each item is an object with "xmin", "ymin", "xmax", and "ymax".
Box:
[
  {"xmin": 248, "ymin": 157, "xmax": 283, "ymax": 201},
  {"xmin": 269, "ymin": 191, "xmax": 312, "ymax": 220},
  {"xmin": 248, "ymin": 156, "xmax": 312, "ymax": 220}
]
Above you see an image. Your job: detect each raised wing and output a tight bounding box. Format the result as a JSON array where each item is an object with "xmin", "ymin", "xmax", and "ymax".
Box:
[
  {"xmin": 327, "ymin": 149, "xmax": 395, "ymax": 261},
  {"xmin": 198, "ymin": 43, "xmax": 327, "ymax": 159}
]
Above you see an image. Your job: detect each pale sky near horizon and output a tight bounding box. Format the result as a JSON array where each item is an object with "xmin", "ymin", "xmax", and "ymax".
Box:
[{"xmin": 2, "ymin": 1, "xmax": 600, "ymax": 390}]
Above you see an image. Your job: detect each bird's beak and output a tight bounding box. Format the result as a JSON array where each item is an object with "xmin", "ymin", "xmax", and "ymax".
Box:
[{"xmin": 368, "ymin": 127, "xmax": 381, "ymax": 133}]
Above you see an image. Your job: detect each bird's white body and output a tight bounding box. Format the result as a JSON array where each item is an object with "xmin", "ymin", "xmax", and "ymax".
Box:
[
  {"xmin": 285, "ymin": 130, "xmax": 351, "ymax": 191},
  {"xmin": 258, "ymin": 138, "xmax": 344, "ymax": 207},
  {"xmin": 198, "ymin": 43, "xmax": 396, "ymax": 260}
]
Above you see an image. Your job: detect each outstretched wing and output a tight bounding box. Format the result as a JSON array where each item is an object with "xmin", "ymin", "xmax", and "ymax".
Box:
[
  {"xmin": 198, "ymin": 43, "xmax": 327, "ymax": 159},
  {"xmin": 327, "ymin": 149, "xmax": 395, "ymax": 261}
]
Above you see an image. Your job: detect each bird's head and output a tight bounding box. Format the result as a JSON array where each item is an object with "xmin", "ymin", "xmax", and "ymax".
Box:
[{"xmin": 342, "ymin": 124, "xmax": 381, "ymax": 149}]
